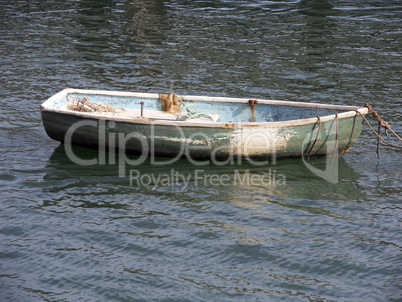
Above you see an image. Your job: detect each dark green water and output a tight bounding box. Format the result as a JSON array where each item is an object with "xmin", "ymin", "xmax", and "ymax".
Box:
[{"xmin": 1, "ymin": 0, "xmax": 401, "ymax": 301}]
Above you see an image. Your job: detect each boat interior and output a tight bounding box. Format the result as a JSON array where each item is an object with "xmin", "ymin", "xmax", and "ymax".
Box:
[{"xmin": 47, "ymin": 90, "xmax": 355, "ymax": 124}]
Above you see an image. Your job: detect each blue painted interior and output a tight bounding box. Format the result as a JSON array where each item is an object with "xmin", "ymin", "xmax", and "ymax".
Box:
[{"xmin": 57, "ymin": 93, "xmax": 344, "ymax": 123}]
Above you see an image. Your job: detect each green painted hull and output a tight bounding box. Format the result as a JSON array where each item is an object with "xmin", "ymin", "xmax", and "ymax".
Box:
[{"xmin": 41, "ymin": 109, "xmax": 365, "ymax": 161}]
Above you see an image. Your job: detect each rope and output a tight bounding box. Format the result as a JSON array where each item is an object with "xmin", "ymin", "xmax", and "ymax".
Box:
[
  {"xmin": 328, "ymin": 112, "xmax": 338, "ymax": 165},
  {"xmin": 66, "ymin": 94, "xmax": 125, "ymax": 114},
  {"xmin": 306, "ymin": 115, "xmax": 321, "ymax": 162},
  {"xmin": 305, "ymin": 104, "xmax": 401, "ymax": 161},
  {"xmin": 173, "ymin": 92, "xmax": 217, "ymax": 122},
  {"xmin": 305, "ymin": 113, "xmax": 338, "ymax": 163},
  {"xmin": 377, "ymin": 122, "xmax": 381, "ymax": 158},
  {"xmin": 364, "ymin": 104, "xmax": 402, "ymax": 140},
  {"xmin": 355, "ymin": 108, "xmax": 402, "ymax": 149}
]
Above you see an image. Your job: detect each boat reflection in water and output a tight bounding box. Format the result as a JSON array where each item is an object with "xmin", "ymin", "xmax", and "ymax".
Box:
[{"xmin": 44, "ymin": 144, "xmax": 365, "ymax": 209}]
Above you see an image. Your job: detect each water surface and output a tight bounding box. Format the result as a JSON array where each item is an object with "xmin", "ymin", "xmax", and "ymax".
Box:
[{"xmin": 1, "ymin": 1, "xmax": 401, "ymax": 301}]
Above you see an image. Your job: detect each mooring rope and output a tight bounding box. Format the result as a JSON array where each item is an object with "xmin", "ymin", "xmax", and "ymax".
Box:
[
  {"xmin": 306, "ymin": 113, "xmax": 338, "ymax": 163},
  {"xmin": 328, "ymin": 112, "xmax": 339, "ymax": 165},
  {"xmin": 355, "ymin": 104, "xmax": 402, "ymax": 150},
  {"xmin": 306, "ymin": 104, "xmax": 400, "ymax": 161},
  {"xmin": 306, "ymin": 115, "xmax": 321, "ymax": 162},
  {"xmin": 364, "ymin": 104, "xmax": 402, "ymax": 140}
]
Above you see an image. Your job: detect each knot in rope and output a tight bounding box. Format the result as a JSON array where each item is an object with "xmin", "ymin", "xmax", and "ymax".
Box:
[
  {"xmin": 356, "ymin": 104, "xmax": 402, "ymax": 157},
  {"xmin": 364, "ymin": 103, "xmax": 391, "ymax": 133}
]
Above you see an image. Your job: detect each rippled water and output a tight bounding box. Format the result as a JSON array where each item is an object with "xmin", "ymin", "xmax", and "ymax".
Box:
[{"xmin": 1, "ymin": 0, "xmax": 401, "ymax": 301}]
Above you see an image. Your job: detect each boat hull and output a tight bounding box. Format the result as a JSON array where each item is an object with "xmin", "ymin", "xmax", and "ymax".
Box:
[{"xmin": 41, "ymin": 108, "xmax": 365, "ymax": 161}]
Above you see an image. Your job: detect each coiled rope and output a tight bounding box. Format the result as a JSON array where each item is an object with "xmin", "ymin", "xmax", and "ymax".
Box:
[
  {"xmin": 66, "ymin": 94, "xmax": 125, "ymax": 114},
  {"xmin": 173, "ymin": 92, "xmax": 217, "ymax": 122}
]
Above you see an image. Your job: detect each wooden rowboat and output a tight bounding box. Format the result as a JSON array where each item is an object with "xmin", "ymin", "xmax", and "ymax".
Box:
[{"xmin": 40, "ymin": 88, "xmax": 369, "ymax": 161}]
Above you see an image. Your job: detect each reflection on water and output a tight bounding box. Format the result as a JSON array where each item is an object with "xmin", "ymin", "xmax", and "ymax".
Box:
[{"xmin": 45, "ymin": 144, "xmax": 366, "ymax": 207}]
